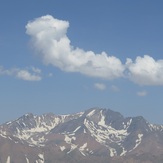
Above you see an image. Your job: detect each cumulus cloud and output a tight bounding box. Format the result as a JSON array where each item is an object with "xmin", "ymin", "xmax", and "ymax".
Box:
[
  {"xmin": 0, "ymin": 66, "xmax": 42, "ymax": 81},
  {"xmin": 126, "ymin": 55, "xmax": 163, "ymax": 85},
  {"xmin": 94, "ymin": 83, "xmax": 106, "ymax": 90},
  {"xmin": 26, "ymin": 15, "xmax": 125, "ymax": 80},
  {"xmin": 137, "ymin": 90, "xmax": 148, "ymax": 97},
  {"xmin": 26, "ymin": 15, "xmax": 163, "ymax": 86}
]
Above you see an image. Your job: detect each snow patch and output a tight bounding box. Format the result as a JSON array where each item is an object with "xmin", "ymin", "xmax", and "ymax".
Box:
[
  {"xmin": 6, "ymin": 156, "xmax": 10, "ymax": 163},
  {"xmin": 6, "ymin": 121, "xmax": 12, "ymax": 125},
  {"xmin": 36, "ymin": 153, "xmax": 44, "ymax": 163},
  {"xmin": 109, "ymin": 147, "xmax": 117, "ymax": 157},
  {"xmin": 60, "ymin": 146, "xmax": 66, "ymax": 151},
  {"xmin": 67, "ymin": 144, "xmax": 78, "ymax": 154},
  {"xmin": 73, "ymin": 126, "xmax": 81, "ymax": 133},
  {"xmin": 77, "ymin": 112, "xmax": 84, "ymax": 117},
  {"xmin": 26, "ymin": 157, "xmax": 29, "ymax": 163},
  {"xmin": 0, "ymin": 133, "xmax": 7, "ymax": 138},
  {"xmin": 79, "ymin": 143, "xmax": 88, "ymax": 156},
  {"xmin": 79, "ymin": 143, "xmax": 87, "ymax": 151},
  {"xmin": 132, "ymin": 134, "xmax": 143, "ymax": 150},
  {"xmin": 87, "ymin": 110, "xmax": 96, "ymax": 117},
  {"xmin": 64, "ymin": 135, "xmax": 72, "ymax": 144},
  {"xmin": 84, "ymin": 118, "xmax": 128, "ymax": 146},
  {"xmin": 148, "ymin": 124, "xmax": 163, "ymax": 131},
  {"xmin": 120, "ymin": 147, "xmax": 127, "ymax": 156},
  {"xmin": 98, "ymin": 110, "xmax": 107, "ymax": 127}
]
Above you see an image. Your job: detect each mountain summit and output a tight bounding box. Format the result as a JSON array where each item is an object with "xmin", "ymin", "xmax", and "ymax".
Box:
[{"xmin": 0, "ymin": 108, "xmax": 163, "ymax": 163}]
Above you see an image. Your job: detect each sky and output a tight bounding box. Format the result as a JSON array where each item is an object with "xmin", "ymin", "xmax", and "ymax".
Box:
[{"xmin": 0, "ymin": 0, "xmax": 163, "ymax": 124}]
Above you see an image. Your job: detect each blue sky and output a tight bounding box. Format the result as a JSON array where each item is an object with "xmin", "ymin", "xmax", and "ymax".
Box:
[{"xmin": 0, "ymin": 0, "xmax": 163, "ymax": 124}]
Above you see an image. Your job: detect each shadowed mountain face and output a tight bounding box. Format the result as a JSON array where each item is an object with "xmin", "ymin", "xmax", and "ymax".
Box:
[{"xmin": 1, "ymin": 108, "xmax": 163, "ymax": 163}]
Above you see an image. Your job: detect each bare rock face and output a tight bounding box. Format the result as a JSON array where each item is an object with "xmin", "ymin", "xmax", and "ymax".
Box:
[{"xmin": 0, "ymin": 108, "xmax": 163, "ymax": 163}]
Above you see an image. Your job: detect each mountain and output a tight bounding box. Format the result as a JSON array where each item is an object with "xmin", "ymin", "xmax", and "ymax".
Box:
[{"xmin": 1, "ymin": 108, "xmax": 163, "ymax": 163}]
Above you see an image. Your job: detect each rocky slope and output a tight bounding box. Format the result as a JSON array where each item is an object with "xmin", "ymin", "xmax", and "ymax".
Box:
[{"xmin": 0, "ymin": 108, "xmax": 163, "ymax": 163}]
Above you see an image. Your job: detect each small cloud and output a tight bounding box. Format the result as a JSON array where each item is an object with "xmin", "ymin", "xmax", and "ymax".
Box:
[
  {"xmin": 94, "ymin": 83, "xmax": 106, "ymax": 90},
  {"xmin": 0, "ymin": 66, "xmax": 42, "ymax": 81},
  {"xmin": 137, "ymin": 91, "xmax": 148, "ymax": 97},
  {"xmin": 16, "ymin": 69, "xmax": 41, "ymax": 81},
  {"xmin": 110, "ymin": 85, "xmax": 119, "ymax": 92}
]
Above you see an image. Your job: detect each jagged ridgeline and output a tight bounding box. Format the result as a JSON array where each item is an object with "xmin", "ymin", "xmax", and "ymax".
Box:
[{"xmin": 1, "ymin": 108, "xmax": 163, "ymax": 163}]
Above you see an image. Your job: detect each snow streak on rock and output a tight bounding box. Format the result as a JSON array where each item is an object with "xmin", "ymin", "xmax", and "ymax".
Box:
[{"xmin": 6, "ymin": 156, "xmax": 10, "ymax": 163}]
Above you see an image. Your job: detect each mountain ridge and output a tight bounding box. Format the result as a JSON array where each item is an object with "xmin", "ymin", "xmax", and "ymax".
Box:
[{"xmin": 0, "ymin": 108, "xmax": 163, "ymax": 163}]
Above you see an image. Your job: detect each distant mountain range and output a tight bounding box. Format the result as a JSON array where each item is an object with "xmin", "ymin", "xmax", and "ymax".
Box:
[{"xmin": 1, "ymin": 108, "xmax": 163, "ymax": 163}]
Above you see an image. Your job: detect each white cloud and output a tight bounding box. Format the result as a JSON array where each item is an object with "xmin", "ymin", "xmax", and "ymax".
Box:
[
  {"xmin": 26, "ymin": 15, "xmax": 125, "ymax": 80},
  {"xmin": 0, "ymin": 66, "xmax": 42, "ymax": 81},
  {"xmin": 94, "ymin": 83, "xmax": 106, "ymax": 90},
  {"xmin": 137, "ymin": 90, "xmax": 148, "ymax": 97},
  {"xmin": 16, "ymin": 69, "xmax": 41, "ymax": 81},
  {"xmin": 126, "ymin": 55, "xmax": 163, "ymax": 85},
  {"xmin": 26, "ymin": 15, "xmax": 163, "ymax": 86}
]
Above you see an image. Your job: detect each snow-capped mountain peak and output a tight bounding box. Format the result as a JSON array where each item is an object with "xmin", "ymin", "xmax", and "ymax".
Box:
[{"xmin": 1, "ymin": 108, "xmax": 163, "ymax": 163}]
